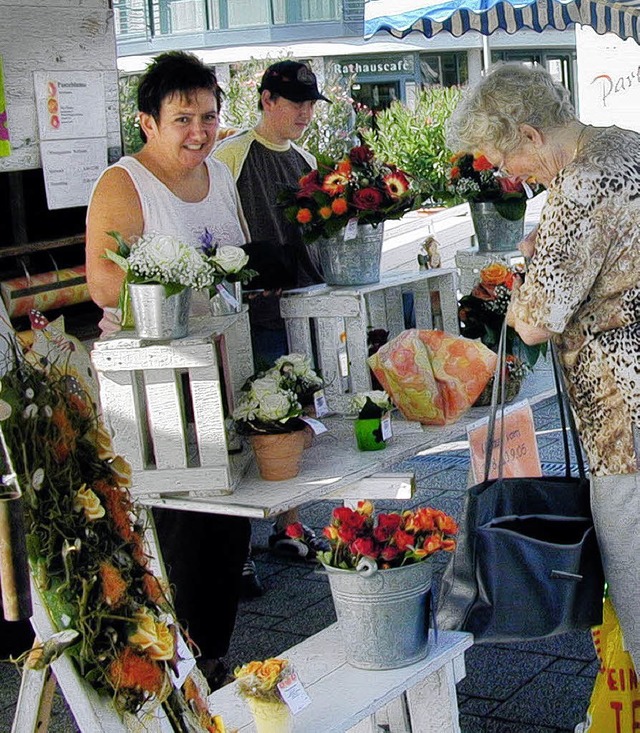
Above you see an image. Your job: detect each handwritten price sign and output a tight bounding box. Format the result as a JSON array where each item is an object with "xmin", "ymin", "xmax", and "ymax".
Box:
[{"xmin": 467, "ymin": 400, "xmax": 542, "ymax": 482}]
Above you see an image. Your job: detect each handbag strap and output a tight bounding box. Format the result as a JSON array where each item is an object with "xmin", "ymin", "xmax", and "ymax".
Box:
[{"xmin": 483, "ymin": 321, "xmax": 586, "ymax": 481}]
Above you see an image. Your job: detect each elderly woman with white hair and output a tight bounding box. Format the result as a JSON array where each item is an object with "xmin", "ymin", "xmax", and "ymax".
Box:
[{"xmin": 447, "ymin": 61, "xmax": 640, "ymax": 666}]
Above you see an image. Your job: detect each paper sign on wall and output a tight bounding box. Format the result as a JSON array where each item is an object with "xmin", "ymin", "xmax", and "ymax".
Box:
[
  {"xmin": 467, "ymin": 399, "xmax": 541, "ymax": 483},
  {"xmin": 40, "ymin": 137, "xmax": 106, "ymax": 209},
  {"xmin": 34, "ymin": 71, "xmax": 107, "ymax": 140}
]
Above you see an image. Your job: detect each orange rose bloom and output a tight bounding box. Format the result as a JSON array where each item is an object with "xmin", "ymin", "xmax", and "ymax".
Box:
[
  {"xmin": 319, "ymin": 206, "xmax": 332, "ymax": 220},
  {"xmin": 331, "ymin": 197, "xmax": 348, "ymax": 215},
  {"xmin": 107, "ymin": 647, "xmax": 165, "ymax": 694},
  {"xmin": 480, "ymin": 262, "xmax": 510, "ymax": 287},
  {"xmin": 296, "ymin": 208, "xmax": 312, "ymax": 224}
]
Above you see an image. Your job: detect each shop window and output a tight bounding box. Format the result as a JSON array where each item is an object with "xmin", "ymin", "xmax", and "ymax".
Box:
[{"xmin": 419, "ymin": 53, "xmax": 468, "ymax": 87}]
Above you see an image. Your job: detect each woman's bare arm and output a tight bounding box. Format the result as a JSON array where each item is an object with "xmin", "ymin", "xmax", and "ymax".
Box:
[{"xmin": 86, "ymin": 167, "xmax": 143, "ymax": 308}]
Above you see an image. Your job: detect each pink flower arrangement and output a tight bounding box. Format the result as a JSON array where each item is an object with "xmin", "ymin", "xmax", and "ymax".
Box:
[{"xmin": 286, "ymin": 500, "xmax": 458, "ymax": 570}]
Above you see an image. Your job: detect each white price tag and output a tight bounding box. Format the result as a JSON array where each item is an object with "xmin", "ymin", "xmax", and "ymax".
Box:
[
  {"xmin": 313, "ymin": 389, "xmax": 330, "ymax": 417},
  {"xmin": 381, "ymin": 412, "xmax": 393, "ymax": 441},
  {"xmin": 300, "ymin": 416, "xmax": 328, "ymax": 435},
  {"xmin": 168, "ymin": 625, "xmax": 196, "ymax": 689},
  {"xmin": 277, "ymin": 670, "xmax": 311, "ymax": 715},
  {"xmin": 343, "ymin": 217, "xmax": 358, "ymax": 241},
  {"xmin": 216, "ymin": 282, "xmax": 240, "ymax": 308}
]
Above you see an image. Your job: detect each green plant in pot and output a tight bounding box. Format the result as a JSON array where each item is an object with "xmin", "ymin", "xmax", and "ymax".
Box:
[{"xmin": 350, "ymin": 390, "xmax": 393, "ymax": 452}]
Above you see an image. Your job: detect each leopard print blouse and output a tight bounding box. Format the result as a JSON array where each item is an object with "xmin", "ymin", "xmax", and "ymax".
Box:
[{"xmin": 513, "ymin": 126, "xmax": 640, "ymax": 476}]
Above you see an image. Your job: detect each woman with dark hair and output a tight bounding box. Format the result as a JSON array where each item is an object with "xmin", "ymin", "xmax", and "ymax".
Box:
[{"xmin": 86, "ymin": 51, "xmax": 249, "ymax": 689}]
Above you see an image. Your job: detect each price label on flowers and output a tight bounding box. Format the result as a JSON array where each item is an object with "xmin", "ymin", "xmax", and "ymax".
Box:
[
  {"xmin": 467, "ymin": 400, "xmax": 542, "ymax": 482},
  {"xmin": 277, "ymin": 670, "xmax": 311, "ymax": 714}
]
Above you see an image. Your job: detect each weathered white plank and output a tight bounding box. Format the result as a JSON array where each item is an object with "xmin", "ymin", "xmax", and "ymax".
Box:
[
  {"xmin": 344, "ymin": 300, "xmax": 372, "ymax": 398},
  {"xmin": 379, "ymin": 696, "xmax": 411, "ymax": 733},
  {"xmin": 144, "ymin": 369, "xmax": 189, "ymax": 469},
  {"xmin": 285, "ymin": 317, "xmax": 314, "ymax": 364},
  {"xmin": 128, "ymin": 466, "xmax": 233, "ymax": 497},
  {"xmin": 411, "ymin": 280, "xmax": 435, "ymax": 331},
  {"xmin": 189, "ymin": 364, "xmax": 228, "ymax": 467},
  {"xmin": 382, "ymin": 285, "xmax": 405, "ymax": 338},
  {"xmin": 406, "ymin": 664, "xmax": 461, "ymax": 733},
  {"xmin": 92, "ymin": 341, "xmax": 218, "ymax": 371},
  {"xmin": 434, "ymin": 271, "xmax": 460, "ymax": 335},
  {"xmin": 365, "ymin": 290, "xmax": 387, "ymax": 331}
]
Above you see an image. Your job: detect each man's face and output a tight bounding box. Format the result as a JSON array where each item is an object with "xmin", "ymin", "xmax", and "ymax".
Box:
[{"xmin": 262, "ymin": 92, "xmax": 317, "ymax": 141}]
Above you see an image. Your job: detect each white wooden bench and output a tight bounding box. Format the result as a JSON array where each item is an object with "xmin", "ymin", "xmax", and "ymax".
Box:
[
  {"xmin": 280, "ymin": 269, "xmax": 459, "ymax": 413},
  {"xmin": 208, "ymin": 625, "xmax": 472, "ymax": 732}
]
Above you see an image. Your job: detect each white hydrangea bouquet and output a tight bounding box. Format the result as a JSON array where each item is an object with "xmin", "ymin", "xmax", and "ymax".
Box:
[
  {"xmin": 106, "ymin": 231, "xmax": 212, "ymax": 294},
  {"xmin": 350, "ymin": 390, "xmax": 393, "ymax": 419},
  {"xmin": 233, "ymin": 373, "xmax": 305, "ymax": 435},
  {"xmin": 200, "ymin": 228, "xmax": 257, "ymax": 292}
]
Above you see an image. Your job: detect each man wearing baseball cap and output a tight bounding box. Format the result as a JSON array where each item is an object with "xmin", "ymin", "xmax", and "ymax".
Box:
[
  {"xmin": 214, "ymin": 61, "xmax": 330, "ymax": 332},
  {"xmin": 214, "ymin": 60, "xmax": 331, "ymax": 595}
]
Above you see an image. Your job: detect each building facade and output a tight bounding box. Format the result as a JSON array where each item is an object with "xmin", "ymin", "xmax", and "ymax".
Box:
[{"xmin": 114, "ymin": 0, "xmax": 578, "ymax": 110}]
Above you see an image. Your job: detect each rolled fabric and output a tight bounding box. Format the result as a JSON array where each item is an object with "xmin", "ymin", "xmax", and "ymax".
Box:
[{"xmin": 1, "ymin": 265, "xmax": 90, "ymax": 318}]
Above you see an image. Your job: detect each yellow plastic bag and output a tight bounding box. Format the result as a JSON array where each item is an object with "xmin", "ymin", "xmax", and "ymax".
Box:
[{"xmin": 582, "ymin": 597, "xmax": 640, "ymax": 732}]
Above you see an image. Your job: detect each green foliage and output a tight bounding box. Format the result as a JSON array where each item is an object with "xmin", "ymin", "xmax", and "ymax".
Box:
[
  {"xmin": 299, "ymin": 67, "xmax": 361, "ymax": 159},
  {"xmin": 221, "ymin": 57, "xmax": 365, "ymax": 160},
  {"xmin": 118, "ymin": 72, "xmax": 143, "ymax": 156},
  {"xmin": 362, "ymin": 86, "xmax": 463, "ymax": 205}
]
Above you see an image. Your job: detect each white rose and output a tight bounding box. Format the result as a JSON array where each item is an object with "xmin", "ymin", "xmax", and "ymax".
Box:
[
  {"xmin": 251, "ymin": 375, "xmax": 282, "ymax": 401},
  {"xmin": 212, "ymin": 246, "xmax": 249, "ymax": 274},
  {"xmin": 140, "ymin": 234, "xmax": 182, "ymax": 267},
  {"xmin": 257, "ymin": 392, "xmax": 292, "ymax": 421},
  {"xmin": 274, "ymin": 353, "xmax": 311, "ymax": 377}
]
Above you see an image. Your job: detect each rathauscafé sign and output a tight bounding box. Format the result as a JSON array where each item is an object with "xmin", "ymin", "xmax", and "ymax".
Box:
[{"xmin": 330, "ymin": 56, "xmax": 415, "ymax": 77}]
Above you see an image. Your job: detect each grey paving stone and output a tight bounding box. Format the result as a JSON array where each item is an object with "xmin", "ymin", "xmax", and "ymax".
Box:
[
  {"xmin": 497, "ymin": 630, "xmax": 596, "ymax": 661},
  {"xmin": 271, "ymin": 597, "xmax": 337, "ymax": 637},
  {"xmin": 491, "ymin": 670, "xmax": 593, "ymax": 730},
  {"xmin": 459, "ymin": 695, "xmax": 502, "ymax": 716},
  {"xmin": 458, "ymin": 645, "xmax": 555, "ymax": 700}
]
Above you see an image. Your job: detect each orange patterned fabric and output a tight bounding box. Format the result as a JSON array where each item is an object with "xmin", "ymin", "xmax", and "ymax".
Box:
[{"xmin": 368, "ymin": 329, "xmax": 497, "ymax": 425}]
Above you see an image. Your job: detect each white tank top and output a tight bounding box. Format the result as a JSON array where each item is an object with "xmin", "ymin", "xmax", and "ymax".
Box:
[
  {"xmin": 92, "ymin": 156, "xmax": 248, "ymax": 334},
  {"xmin": 111, "ymin": 156, "xmax": 248, "ymax": 248}
]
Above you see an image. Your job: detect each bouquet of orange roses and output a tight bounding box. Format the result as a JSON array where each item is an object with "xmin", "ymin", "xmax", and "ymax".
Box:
[
  {"xmin": 459, "ymin": 261, "xmax": 546, "ymax": 369},
  {"xmin": 287, "ymin": 501, "xmax": 457, "ymax": 571},
  {"xmin": 234, "ymin": 657, "xmax": 292, "ymax": 703}
]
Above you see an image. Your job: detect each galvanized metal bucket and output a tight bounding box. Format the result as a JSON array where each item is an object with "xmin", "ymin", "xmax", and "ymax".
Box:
[
  {"xmin": 323, "ymin": 558, "xmax": 433, "ymax": 669},
  {"xmin": 128, "ymin": 283, "xmax": 191, "ymax": 340},
  {"xmin": 209, "ymin": 280, "xmax": 242, "ymax": 316},
  {"xmin": 314, "ymin": 222, "xmax": 384, "ymax": 286},
  {"xmin": 469, "ymin": 202, "xmax": 525, "ymax": 252}
]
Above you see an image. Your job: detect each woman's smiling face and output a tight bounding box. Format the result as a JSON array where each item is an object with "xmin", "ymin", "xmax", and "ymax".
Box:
[{"xmin": 150, "ymin": 88, "xmax": 220, "ymax": 168}]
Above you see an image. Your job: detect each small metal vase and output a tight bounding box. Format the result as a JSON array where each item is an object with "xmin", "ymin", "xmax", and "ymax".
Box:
[
  {"xmin": 209, "ymin": 280, "xmax": 242, "ymax": 316},
  {"xmin": 469, "ymin": 202, "xmax": 525, "ymax": 252},
  {"xmin": 314, "ymin": 222, "xmax": 384, "ymax": 286},
  {"xmin": 128, "ymin": 283, "xmax": 191, "ymax": 340}
]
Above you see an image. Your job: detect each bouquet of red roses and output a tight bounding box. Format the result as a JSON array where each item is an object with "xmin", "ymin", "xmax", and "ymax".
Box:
[{"xmin": 287, "ymin": 500, "xmax": 457, "ymax": 570}]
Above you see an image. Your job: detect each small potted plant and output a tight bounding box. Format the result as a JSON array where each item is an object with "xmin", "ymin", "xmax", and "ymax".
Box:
[
  {"xmin": 234, "ymin": 657, "xmax": 293, "ymax": 733},
  {"xmin": 272, "ymin": 353, "xmax": 324, "ymax": 448},
  {"xmin": 286, "ymin": 501, "xmax": 458, "ymax": 669},
  {"xmin": 105, "ymin": 231, "xmax": 212, "ymax": 339},
  {"xmin": 349, "ymin": 390, "xmax": 393, "ymax": 451},
  {"xmin": 279, "ymin": 145, "xmax": 417, "ymax": 286},
  {"xmin": 232, "ymin": 374, "xmax": 306, "ymax": 481},
  {"xmin": 199, "ymin": 228, "xmax": 257, "ymax": 316}
]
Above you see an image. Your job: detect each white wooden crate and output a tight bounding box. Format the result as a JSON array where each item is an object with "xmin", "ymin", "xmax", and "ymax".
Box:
[
  {"xmin": 280, "ymin": 269, "xmax": 459, "ymax": 412},
  {"xmin": 91, "ymin": 311, "xmax": 254, "ymax": 500},
  {"xmin": 455, "ymin": 248, "xmax": 525, "ymax": 294}
]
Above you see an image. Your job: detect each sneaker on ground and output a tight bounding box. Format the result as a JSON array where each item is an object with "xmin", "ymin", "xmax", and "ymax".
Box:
[
  {"xmin": 268, "ymin": 524, "xmax": 329, "ymax": 560},
  {"xmin": 240, "ymin": 556, "xmax": 264, "ymax": 598}
]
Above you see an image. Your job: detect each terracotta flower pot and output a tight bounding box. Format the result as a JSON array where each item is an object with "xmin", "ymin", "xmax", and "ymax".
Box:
[{"xmin": 250, "ymin": 431, "xmax": 305, "ymax": 481}]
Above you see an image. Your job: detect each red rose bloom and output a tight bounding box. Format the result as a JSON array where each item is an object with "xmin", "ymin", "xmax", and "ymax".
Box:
[
  {"xmin": 472, "ymin": 155, "xmax": 494, "ymax": 172},
  {"xmin": 285, "ymin": 522, "xmax": 304, "ymax": 540},
  {"xmin": 375, "ymin": 513, "xmax": 403, "ymax": 541},
  {"xmin": 380, "ymin": 545, "xmax": 402, "ymax": 562},
  {"xmin": 297, "ymin": 169, "xmax": 321, "ymax": 197},
  {"xmin": 353, "ymin": 187, "xmax": 383, "ymax": 210},
  {"xmin": 351, "ymin": 537, "xmax": 378, "ymax": 558},
  {"xmin": 349, "ymin": 145, "xmax": 374, "ymax": 164},
  {"xmin": 392, "ymin": 529, "xmax": 415, "ymax": 552}
]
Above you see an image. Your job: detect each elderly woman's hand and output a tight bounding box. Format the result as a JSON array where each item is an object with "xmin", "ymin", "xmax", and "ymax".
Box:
[{"xmin": 518, "ymin": 225, "xmax": 538, "ymax": 259}]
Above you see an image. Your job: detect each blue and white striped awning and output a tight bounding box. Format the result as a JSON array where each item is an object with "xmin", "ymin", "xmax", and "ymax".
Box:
[{"xmin": 364, "ymin": 0, "xmax": 640, "ymax": 43}]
